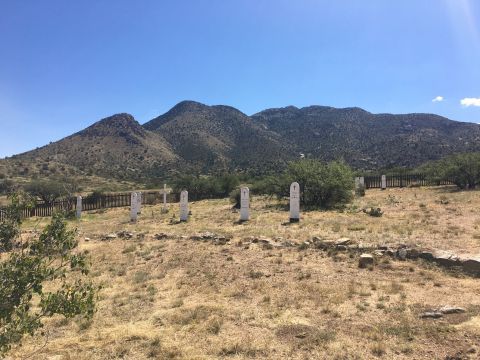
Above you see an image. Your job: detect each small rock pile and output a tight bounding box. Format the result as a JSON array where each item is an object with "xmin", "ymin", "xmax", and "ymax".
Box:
[
  {"xmin": 420, "ymin": 305, "xmax": 466, "ymax": 319},
  {"xmin": 190, "ymin": 232, "xmax": 231, "ymax": 245}
]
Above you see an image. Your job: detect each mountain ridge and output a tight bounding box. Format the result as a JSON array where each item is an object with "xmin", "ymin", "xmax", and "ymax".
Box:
[{"xmin": 1, "ymin": 101, "xmax": 479, "ymax": 181}]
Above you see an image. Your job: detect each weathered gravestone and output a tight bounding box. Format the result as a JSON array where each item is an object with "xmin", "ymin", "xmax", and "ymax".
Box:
[
  {"xmin": 355, "ymin": 176, "xmax": 366, "ymax": 196},
  {"xmin": 289, "ymin": 182, "xmax": 300, "ymax": 223},
  {"xmin": 130, "ymin": 192, "xmax": 138, "ymax": 222},
  {"xmin": 240, "ymin": 187, "xmax": 250, "ymax": 221},
  {"xmin": 76, "ymin": 196, "xmax": 82, "ymax": 219},
  {"xmin": 381, "ymin": 175, "xmax": 387, "ymax": 190},
  {"xmin": 137, "ymin": 192, "xmax": 142, "ymax": 214},
  {"xmin": 180, "ymin": 190, "xmax": 189, "ymax": 222},
  {"xmin": 355, "ymin": 177, "xmax": 361, "ymax": 190}
]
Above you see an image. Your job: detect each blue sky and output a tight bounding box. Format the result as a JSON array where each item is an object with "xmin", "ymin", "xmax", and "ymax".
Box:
[{"xmin": 1, "ymin": 0, "xmax": 479, "ymax": 158}]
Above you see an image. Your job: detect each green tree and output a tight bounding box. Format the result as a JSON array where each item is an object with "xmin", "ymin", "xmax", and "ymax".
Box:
[
  {"xmin": 172, "ymin": 174, "xmax": 239, "ymax": 201},
  {"xmin": 0, "ymin": 179, "xmax": 15, "ymax": 195},
  {"xmin": 0, "ymin": 196, "xmax": 97, "ymax": 355},
  {"xmin": 423, "ymin": 153, "xmax": 480, "ymax": 189},
  {"xmin": 24, "ymin": 180, "xmax": 64, "ymax": 205},
  {"xmin": 253, "ymin": 160, "xmax": 354, "ymax": 209}
]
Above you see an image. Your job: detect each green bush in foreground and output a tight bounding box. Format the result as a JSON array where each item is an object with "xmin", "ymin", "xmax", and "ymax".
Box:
[{"xmin": 0, "ymin": 196, "xmax": 97, "ymax": 355}]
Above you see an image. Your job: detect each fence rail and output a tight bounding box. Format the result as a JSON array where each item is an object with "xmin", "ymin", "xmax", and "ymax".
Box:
[
  {"xmin": 0, "ymin": 174, "xmax": 457, "ymax": 221},
  {"xmin": 0, "ymin": 191, "xmax": 179, "ymax": 222},
  {"xmin": 363, "ymin": 174, "xmax": 454, "ymax": 189}
]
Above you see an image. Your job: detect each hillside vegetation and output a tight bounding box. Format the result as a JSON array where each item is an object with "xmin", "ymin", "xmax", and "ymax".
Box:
[{"xmin": 2, "ymin": 101, "xmax": 480, "ymax": 183}]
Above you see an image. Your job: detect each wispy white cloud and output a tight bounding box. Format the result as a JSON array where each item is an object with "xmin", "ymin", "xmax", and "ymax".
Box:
[
  {"xmin": 460, "ymin": 97, "xmax": 480, "ymax": 107},
  {"xmin": 432, "ymin": 96, "xmax": 444, "ymax": 102}
]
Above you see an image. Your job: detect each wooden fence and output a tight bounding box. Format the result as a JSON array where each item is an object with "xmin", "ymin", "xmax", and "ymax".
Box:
[
  {"xmin": 0, "ymin": 174, "xmax": 457, "ymax": 221},
  {"xmin": 363, "ymin": 174, "xmax": 453, "ymax": 189},
  {"xmin": 0, "ymin": 191, "xmax": 179, "ymax": 221}
]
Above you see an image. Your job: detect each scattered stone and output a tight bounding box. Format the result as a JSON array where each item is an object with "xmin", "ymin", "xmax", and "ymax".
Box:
[
  {"xmin": 314, "ymin": 239, "xmax": 335, "ymax": 250},
  {"xmin": 433, "ymin": 250, "xmax": 460, "ymax": 268},
  {"xmin": 84, "ymin": 237, "xmax": 91, "ymax": 242},
  {"xmin": 397, "ymin": 248, "xmax": 407, "ymax": 260},
  {"xmin": 385, "ymin": 249, "xmax": 395, "ymax": 257},
  {"xmin": 251, "ymin": 236, "xmax": 272, "ymax": 244},
  {"xmin": 420, "ymin": 311, "xmax": 443, "ymax": 319},
  {"xmin": 335, "ymin": 238, "xmax": 351, "ymax": 246},
  {"xmin": 373, "ymin": 250, "xmax": 385, "ymax": 257},
  {"xmin": 258, "ymin": 237, "xmax": 272, "ymax": 244},
  {"xmin": 359, "ymin": 253, "xmax": 374, "ymax": 268},
  {"xmin": 117, "ymin": 231, "xmax": 134, "ymax": 239},
  {"xmin": 282, "ymin": 240, "xmax": 297, "ymax": 248},
  {"xmin": 419, "ymin": 251, "xmax": 435, "ymax": 260},
  {"xmin": 459, "ymin": 256, "xmax": 480, "ymax": 274},
  {"xmin": 405, "ymin": 248, "xmax": 420, "ymax": 259},
  {"xmin": 438, "ymin": 305, "xmax": 466, "ymax": 314},
  {"xmin": 102, "ymin": 233, "xmax": 117, "ymax": 240},
  {"xmin": 154, "ymin": 233, "xmax": 169, "ymax": 240}
]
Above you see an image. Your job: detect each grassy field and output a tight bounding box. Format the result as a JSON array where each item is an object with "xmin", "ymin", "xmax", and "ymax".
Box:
[{"xmin": 7, "ymin": 187, "xmax": 480, "ymax": 359}]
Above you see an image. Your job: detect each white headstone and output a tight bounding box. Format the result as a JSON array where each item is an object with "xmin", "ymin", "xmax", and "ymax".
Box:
[
  {"xmin": 179, "ymin": 190, "xmax": 189, "ymax": 222},
  {"xmin": 136, "ymin": 192, "xmax": 142, "ymax": 214},
  {"xmin": 359, "ymin": 177, "xmax": 365, "ymax": 187},
  {"xmin": 355, "ymin": 177, "xmax": 360, "ymax": 189},
  {"xmin": 289, "ymin": 182, "xmax": 300, "ymax": 222},
  {"xmin": 76, "ymin": 196, "xmax": 82, "ymax": 219},
  {"xmin": 381, "ymin": 175, "xmax": 387, "ymax": 190},
  {"xmin": 130, "ymin": 192, "xmax": 138, "ymax": 222},
  {"xmin": 240, "ymin": 187, "xmax": 250, "ymax": 221}
]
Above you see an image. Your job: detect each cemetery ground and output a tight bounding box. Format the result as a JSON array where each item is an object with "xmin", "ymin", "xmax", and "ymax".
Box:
[{"xmin": 8, "ymin": 187, "xmax": 480, "ymax": 359}]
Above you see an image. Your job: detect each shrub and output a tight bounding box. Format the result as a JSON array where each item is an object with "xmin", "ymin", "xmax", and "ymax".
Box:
[
  {"xmin": 86, "ymin": 190, "xmax": 105, "ymax": 201},
  {"xmin": 172, "ymin": 174, "xmax": 239, "ymax": 201},
  {"xmin": 0, "ymin": 193, "xmax": 35, "ymax": 252},
  {"xmin": 251, "ymin": 175, "xmax": 290, "ymax": 199},
  {"xmin": 423, "ymin": 153, "xmax": 480, "ymax": 189},
  {"xmin": 252, "ymin": 160, "xmax": 354, "ymax": 209},
  {"xmin": 0, "ymin": 180, "xmax": 15, "ymax": 195},
  {"xmin": 229, "ymin": 188, "xmax": 241, "ymax": 209},
  {"xmin": 24, "ymin": 179, "xmax": 78, "ymax": 204},
  {"xmin": 0, "ymin": 195, "xmax": 97, "ymax": 355}
]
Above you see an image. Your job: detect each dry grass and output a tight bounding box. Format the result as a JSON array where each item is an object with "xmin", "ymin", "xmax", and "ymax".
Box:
[{"xmin": 7, "ymin": 187, "xmax": 480, "ymax": 359}]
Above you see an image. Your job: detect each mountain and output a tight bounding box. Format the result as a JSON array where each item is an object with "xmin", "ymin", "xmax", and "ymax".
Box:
[
  {"xmin": 144, "ymin": 101, "xmax": 293, "ymax": 173},
  {"xmin": 251, "ymin": 106, "xmax": 480, "ymax": 168},
  {"xmin": 1, "ymin": 113, "xmax": 179, "ymax": 180},
  {"xmin": 1, "ymin": 101, "xmax": 480, "ymax": 182}
]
